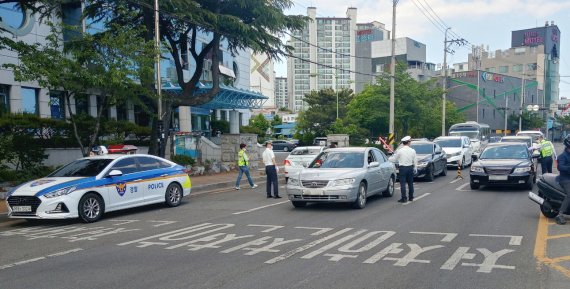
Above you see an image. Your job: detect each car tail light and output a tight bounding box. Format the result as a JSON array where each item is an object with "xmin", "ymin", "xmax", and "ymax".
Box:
[{"xmin": 284, "ymin": 160, "xmax": 291, "ymax": 166}]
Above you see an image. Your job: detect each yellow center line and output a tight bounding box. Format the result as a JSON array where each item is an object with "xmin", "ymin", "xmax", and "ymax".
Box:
[
  {"xmin": 548, "ymin": 256, "xmax": 570, "ymax": 264},
  {"xmin": 546, "ymin": 233, "xmax": 570, "ymax": 240}
]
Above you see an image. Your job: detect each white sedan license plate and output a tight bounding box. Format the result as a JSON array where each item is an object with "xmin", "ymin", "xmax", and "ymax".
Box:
[
  {"xmin": 303, "ymin": 189, "xmax": 323, "ymax": 195},
  {"xmin": 12, "ymin": 206, "xmax": 32, "ymax": 212},
  {"xmin": 489, "ymin": 175, "xmax": 508, "ymax": 181}
]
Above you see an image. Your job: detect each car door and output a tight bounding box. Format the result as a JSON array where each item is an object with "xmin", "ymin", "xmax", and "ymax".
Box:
[
  {"xmin": 135, "ymin": 156, "xmax": 169, "ymax": 203},
  {"xmin": 372, "ymin": 149, "xmax": 390, "ymax": 191},
  {"xmin": 463, "ymin": 137, "xmax": 474, "ymax": 164},
  {"xmin": 434, "ymin": 144, "xmax": 444, "ymax": 173},
  {"xmin": 105, "ymin": 157, "xmax": 145, "ymax": 210},
  {"xmin": 272, "ymin": 141, "xmax": 283, "ymax": 150},
  {"xmin": 365, "ymin": 149, "xmax": 381, "ymax": 193}
]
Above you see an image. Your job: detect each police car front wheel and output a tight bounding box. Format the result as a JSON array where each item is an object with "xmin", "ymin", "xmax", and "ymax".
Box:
[
  {"xmin": 78, "ymin": 193, "xmax": 104, "ymax": 223},
  {"xmin": 165, "ymin": 183, "xmax": 183, "ymax": 207}
]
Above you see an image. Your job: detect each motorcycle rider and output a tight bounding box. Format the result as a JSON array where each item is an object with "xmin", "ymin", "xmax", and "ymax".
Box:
[{"xmin": 555, "ymin": 135, "xmax": 570, "ymax": 225}]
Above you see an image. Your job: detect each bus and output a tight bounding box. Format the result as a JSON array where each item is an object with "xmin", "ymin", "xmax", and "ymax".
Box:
[{"xmin": 448, "ymin": 121, "xmax": 490, "ymax": 152}]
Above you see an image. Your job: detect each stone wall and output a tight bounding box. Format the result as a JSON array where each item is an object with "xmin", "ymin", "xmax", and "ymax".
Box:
[{"xmin": 220, "ymin": 134, "xmax": 262, "ymax": 169}]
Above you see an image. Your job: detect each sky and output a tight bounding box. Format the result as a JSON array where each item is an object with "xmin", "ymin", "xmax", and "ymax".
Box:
[{"xmin": 275, "ymin": 0, "xmax": 570, "ymax": 99}]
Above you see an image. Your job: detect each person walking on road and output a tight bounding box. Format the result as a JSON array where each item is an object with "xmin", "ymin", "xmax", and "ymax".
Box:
[
  {"xmin": 389, "ymin": 136, "xmax": 418, "ymax": 203},
  {"xmin": 263, "ymin": 141, "xmax": 281, "ymax": 198},
  {"xmin": 235, "ymin": 143, "xmax": 258, "ymax": 190},
  {"xmin": 535, "ymin": 135, "xmax": 557, "ymax": 174},
  {"xmin": 555, "ymin": 135, "xmax": 570, "ymax": 225}
]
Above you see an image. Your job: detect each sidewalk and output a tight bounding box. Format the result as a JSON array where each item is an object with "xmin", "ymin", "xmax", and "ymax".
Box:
[{"xmin": 0, "ymin": 169, "xmax": 282, "ymax": 215}]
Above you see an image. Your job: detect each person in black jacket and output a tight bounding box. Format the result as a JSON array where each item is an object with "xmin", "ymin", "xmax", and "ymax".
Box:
[{"xmin": 555, "ymin": 135, "xmax": 570, "ymax": 225}]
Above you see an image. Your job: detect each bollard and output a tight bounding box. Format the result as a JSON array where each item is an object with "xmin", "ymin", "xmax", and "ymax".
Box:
[{"xmin": 455, "ymin": 160, "xmax": 464, "ymax": 180}]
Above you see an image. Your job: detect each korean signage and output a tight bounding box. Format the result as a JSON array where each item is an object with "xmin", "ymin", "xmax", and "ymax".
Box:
[
  {"xmin": 452, "ymin": 71, "xmax": 504, "ymax": 83},
  {"xmin": 511, "ymin": 26, "xmax": 561, "ymax": 55}
]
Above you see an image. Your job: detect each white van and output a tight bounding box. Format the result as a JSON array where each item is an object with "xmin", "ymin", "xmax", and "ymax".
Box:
[{"xmin": 516, "ymin": 130, "xmax": 544, "ymax": 143}]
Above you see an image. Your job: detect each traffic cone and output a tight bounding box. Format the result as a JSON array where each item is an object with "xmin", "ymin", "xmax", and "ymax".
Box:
[{"xmin": 455, "ymin": 160, "xmax": 464, "ymax": 180}]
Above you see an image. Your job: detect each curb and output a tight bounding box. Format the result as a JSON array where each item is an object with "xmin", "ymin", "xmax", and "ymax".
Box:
[{"xmin": 191, "ymin": 174, "xmax": 286, "ymax": 193}]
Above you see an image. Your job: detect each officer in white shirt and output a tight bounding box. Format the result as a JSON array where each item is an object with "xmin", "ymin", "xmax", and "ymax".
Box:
[
  {"xmin": 389, "ymin": 136, "xmax": 418, "ymax": 203},
  {"xmin": 263, "ymin": 141, "xmax": 281, "ymax": 198}
]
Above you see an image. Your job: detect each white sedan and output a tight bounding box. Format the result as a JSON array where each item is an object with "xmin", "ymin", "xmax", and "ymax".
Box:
[
  {"xmin": 283, "ymin": 146, "xmax": 325, "ymax": 182},
  {"xmin": 5, "ymin": 154, "xmax": 192, "ymax": 223}
]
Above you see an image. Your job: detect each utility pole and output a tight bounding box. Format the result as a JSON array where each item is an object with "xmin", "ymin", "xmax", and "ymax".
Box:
[
  {"xmin": 389, "ymin": 0, "xmax": 398, "ymax": 141},
  {"xmin": 154, "ymin": 0, "xmax": 163, "ymax": 156},
  {"xmin": 472, "ymin": 45, "xmax": 482, "ymax": 123},
  {"xmin": 519, "ymin": 64, "xmax": 526, "ymax": 132},
  {"xmin": 442, "ymin": 28, "xmax": 467, "ymax": 136},
  {"xmin": 504, "ymin": 94, "xmax": 509, "ymax": 136}
]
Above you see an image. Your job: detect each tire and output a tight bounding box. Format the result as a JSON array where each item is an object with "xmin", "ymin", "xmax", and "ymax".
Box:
[
  {"xmin": 440, "ymin": 163, "xmax": 448, "ymax": 176},
  {"xmin": 461, "ymin": 157, "xmax": 466, "ymax": 169},
  {"xmin": 470, "ymin": 181, "xmax": 480, "ymax": 190},
  {"xmin": 285, "ymin": 177, "xmax": 289, "ymax": 183},
  {"xmin": 540, "ymin": 204, "xmax": 559, "ymax": 218},
  {"xmin": 353, "ymin": 182, "xmax": 367, "ymax": 209},
  {"xmin": 425, "ymin": 165, "xmax": 435, "ymax": 181},
  {"xmin": 165, "ymin": 183, "xmax": 183, "ymax": 207},
  {"xmin": 283, "ymin": 146, "xmax": 289, "ymax": 152},
  {"xmin": 382, "ymin": 176, "xmax": 395, "ymax": 197},
  {"xmin": 524, "ymin": 178, "xmax": 534, "ymax": 190},
  {"xmin": 78, "ymin": 193, "xmax": 104, "ymax": 223},
  {"xmin": 291, "ymin": 201, "xmax": 307, "ymax": 208}
]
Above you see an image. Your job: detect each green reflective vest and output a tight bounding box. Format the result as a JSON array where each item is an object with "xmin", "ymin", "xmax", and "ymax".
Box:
[
  {"xmin": 539, "ymin": 140, "xmax": 554, "ymax": 157},
  {"xmin": 238, "ymin": 150, "xmax": 248, "ymax": 166}
]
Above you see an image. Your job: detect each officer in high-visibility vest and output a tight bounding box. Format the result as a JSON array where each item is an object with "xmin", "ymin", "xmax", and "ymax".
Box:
[{"xmin": 535, "ymin": 135, "xmax": 557, "ymax": 174}]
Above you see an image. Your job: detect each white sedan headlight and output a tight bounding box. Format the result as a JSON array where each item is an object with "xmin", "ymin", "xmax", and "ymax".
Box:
[
  {"xmin": 471, "ymin": 166, "xmax": 484, "ymax": 173},
  {"xmin": 44, "ymin": 186, "xmax": 76, "ymax": 198},
  {"xmin": 330, "ymin": 178, "xmax": 355, "ymax": 187},
  {"xmin": 514, "ymin": 167, "xmax": 531, "ymax": 173},
  {"xmin": 288, "ymin": 178, "xmax": 301, "ymax": 186}
]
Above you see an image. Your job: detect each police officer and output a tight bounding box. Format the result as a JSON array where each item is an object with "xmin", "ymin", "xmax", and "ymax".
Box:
[
  {"xmin": 555, "ymin": 135, "xmax": 570, "ymax": 225},
  {"xmin": 389, "ymin": 136, "xmax": 417, "ymax": 203},
  {"xmin": 536, "ymin": 135, "xmax": 557, "ymax": 174}
]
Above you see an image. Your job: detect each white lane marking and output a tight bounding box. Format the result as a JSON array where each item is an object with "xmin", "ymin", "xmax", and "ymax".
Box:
[
  {"xmin": 0, "ymin": 248, "xmax": 83, "ymax": 271},
  {"xmin": 450, "ymin": 178, "xmax": 464, "ymax": 184},
  {"xmin": 468, "ymin": 234, "xmax": 523, "ymax": 246},
  {"xmin": 410, "ymin": 232, "xmax": 458, "ymax": 242},
  {"xmin": 456, "ymin": 182, "xmax": 471, "ymax": 191},
  {"xmin": 118, "ymin": 223, "xmax": 213, "ymax": 246},
  {"xmin": 233, "ymin": 201, "xmax": 289, "ymax": 215},
  {"xmin": 402, "ymin": 193, "xmax": 431, "ymax": 205},
  {"xmin": 247, "ymin": 224, "xmax": 284, "ymax": 232},
  {"xmin": 147, "ymin": 220, "xmax": 178, "ymax": 227},
  {"xmin": 108, "ymin": 219, "xmax": 139, "ymax": 226},
  {"xmin": 395, "ymin": 186, "xmax": 400, "ymax": 190},
  {"xmin": 294, "ymin": 227, "xmax": 333, "ymax": 236}
]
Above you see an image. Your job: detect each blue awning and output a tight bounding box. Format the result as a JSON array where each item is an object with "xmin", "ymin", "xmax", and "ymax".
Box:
[{"xmin": 162, "ymin": 82, "xmax": 267, "ymax": 110}]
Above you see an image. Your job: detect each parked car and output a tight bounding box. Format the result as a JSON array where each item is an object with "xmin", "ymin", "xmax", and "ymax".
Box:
[
  {"xmin": 271, "ymin": 140, "xmax": 297, "ymax": 152},
  {"xmin": 516, "ymin": 130, "xmax": 544, "ymax": 143},
  {"xmin": 284, "ymin": 146, "xmax": 326, "ymax": 182},
  {"xmin": 434, "ymin": 136, "xmax": 474, "ymax": 168},
  {"xmin": 470, "ymin": 142, "xmax": 536, "ymax": 190},
  {"xmin": 286, "ymin": 147, "xmax": 396, "ymax": 209},
  {"xmin": 5, "ymin": 154, "xmax": 192, "ymax": 223},
  {"xmin": 410, "ymin": 141, "xmax": 448, "ymax": 181}
]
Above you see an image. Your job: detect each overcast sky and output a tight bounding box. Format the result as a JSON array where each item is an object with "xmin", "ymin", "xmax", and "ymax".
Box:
[{"xmin": 275, "ymin": 0, "xmax": 570, "ymax": 99}]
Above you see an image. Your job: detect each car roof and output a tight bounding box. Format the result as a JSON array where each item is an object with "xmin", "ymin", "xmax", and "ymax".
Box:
[
  {"xmin": 292, "ymin": 146, "xmax": 323, "ymax": 150},
  {"xmin": 80, "ymin": 154, "xmax": 165, "ymax": 161},
  {"xmin": 435, "ymin": 136, "xmax": 465, "ymax": 140},
  {"xmin": 517, "ymin": 130, "xmax": 543, "ymax": 135},
  {"xmin": 485, "ymin": 142, "xmax": 528, "ymax": 148},
  {"xmin": 502, "ymin": 136, "xmax": 531, "ymax": 139},
  {"xmin": 411, "ymin": 141, "xmax": 434, "ymax": 145},
  {"xmin": 325, "ymin": 147, "xmax": 369, "ymax": 152}
]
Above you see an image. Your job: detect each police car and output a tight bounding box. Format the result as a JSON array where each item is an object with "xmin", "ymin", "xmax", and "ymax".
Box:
[{"xmin": 5, "ymin": 154, "xmax": 192, "ymax": 223}]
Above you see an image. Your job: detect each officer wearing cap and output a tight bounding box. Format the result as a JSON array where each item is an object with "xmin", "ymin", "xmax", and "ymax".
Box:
[
  {"xmin": 389, "ymin": 136, "xmax": 418, "ymax": 203},
  {"xmin": 535, "ymin": 135, "xmax": 557, "ymax": 174},
  {"xmin": 262, "ymin": 140, "xmax": 281, "ymax": 198}
]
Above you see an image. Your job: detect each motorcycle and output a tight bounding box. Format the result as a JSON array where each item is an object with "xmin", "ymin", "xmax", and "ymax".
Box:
[{"xmin": 528, "ymin": 173, "xmax": 569, "ymax": 218}]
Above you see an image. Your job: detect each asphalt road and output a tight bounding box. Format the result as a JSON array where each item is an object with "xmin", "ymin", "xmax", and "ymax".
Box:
[{"xmin": 1, "ymin": 168, "xmax": 569, "ymax": 289}]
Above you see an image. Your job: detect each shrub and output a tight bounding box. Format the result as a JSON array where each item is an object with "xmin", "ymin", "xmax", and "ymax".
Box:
[{"xmin": 170, "ymin": 154, "xmax": 196, "ymax": 167}]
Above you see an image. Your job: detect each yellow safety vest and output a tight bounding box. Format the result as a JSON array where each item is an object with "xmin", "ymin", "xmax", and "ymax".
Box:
[
  {"xmin": 238, "ymin": 150, "xmax": 248, "ymax": 166},
  {"xmin": 539, "ymin": 140, "xmax": 554, "ymax": 157}
]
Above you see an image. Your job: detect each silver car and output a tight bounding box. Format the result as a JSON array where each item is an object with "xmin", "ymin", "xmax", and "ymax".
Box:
[
  {"xmin": 283, "ymin": 146, "xmax": 326, "ymax": 182},
  {"xmin": 286, "ymin": 147, "xmax": 396, "ymax": 209}
]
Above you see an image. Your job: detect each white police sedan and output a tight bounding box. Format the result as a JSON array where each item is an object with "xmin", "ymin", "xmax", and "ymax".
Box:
[{"xmin": 5, "ymin": 154, "xmax": 192, "ymax": 223}]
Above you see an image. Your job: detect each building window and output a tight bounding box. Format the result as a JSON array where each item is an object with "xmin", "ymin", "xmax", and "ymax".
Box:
[
  {"xmin": 61, "ymin": 1, "xmax": 82, "ymax": 42},
  {"xmin": 482, "ymin": 109, "xmax": 485, "ymax": 118},
  {"xmin": 493, "ymin": 89, "xmax": 496, "ymax": 99},
  {"xmin": 49, "ymin": 90, "xmax": 66, "ymax": 119},
  {"xmin": 21, "ymin": 87, "xmax": 38, "ymax": 115},
  {"xmin": 0, "ymin": 85, "xmax": 9, "ymax": 116},
  {"xmin": 96, "ymin": 95, "xmax": 109, "ymax": 119},
  {"xmin": 116, "ymin": 101, "xmax": 127, "ymax": 121},
  {"xmin": 75, "ymin": 94, "xmax": 89, "ymax": 115},
  {"xmin": 493, "ymin": 109, "xmax": 496, "ymax": 119},
  {"xmin": 488, "ymin": 67, "xmax": 496, "ymax": 72},
  {"xmin": 512, "ymin": 64, "xmax": 523, "ymax": 73},
  {"xmin": 499, "ymin": 66, "xmax": 509, "ymax": 73}
]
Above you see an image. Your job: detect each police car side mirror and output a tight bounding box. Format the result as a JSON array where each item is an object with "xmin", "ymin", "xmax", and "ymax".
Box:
[{"xmin": 108, "ymin": 170, "xmax": 123, "ymax": 177}]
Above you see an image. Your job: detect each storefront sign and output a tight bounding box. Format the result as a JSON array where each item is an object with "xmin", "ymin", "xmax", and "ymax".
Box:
[{"xmin": 481, "ymin": 72, "xmax": 504, "ymax": 83}]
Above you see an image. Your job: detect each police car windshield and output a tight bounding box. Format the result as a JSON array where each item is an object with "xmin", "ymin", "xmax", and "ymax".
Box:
[{"xmin": 48, "ymin": 159, "xmax": 114, "ymax": 177}]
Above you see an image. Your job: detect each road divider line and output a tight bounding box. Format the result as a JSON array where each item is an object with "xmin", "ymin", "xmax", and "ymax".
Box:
[
  {"xmin": 0, "ymin": 248, "xmax": 83, "ymax": 271},
  {"xmin": 402, "ymin": 193, "xmax": 431, "ymax": 205},
  {"xmin": 450, "ymin": 178, "xmax": 463, "ymax": 184},
  {"xmin": 534, "ymin": 214, "xmax": 570, "ymax": 279},
  {"xmin": 456, "ymin": 182, "xmax": 471, "ymax": 191},
  {"xmin": 233, "ymin": 201, "xmax": 289, "ymax": 215}
]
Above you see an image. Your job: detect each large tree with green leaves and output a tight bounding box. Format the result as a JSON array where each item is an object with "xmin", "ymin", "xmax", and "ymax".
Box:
[
  {"xmin": 1, "ymin": 22, "xmax": 156, "ymax": 156},
  {"xmin": 347, "ymin": 64, "xmax": 464, "ymax": 139},
  {"xmin": 295, "ymin": 88, "xmax": 354, "ymax": 137}
]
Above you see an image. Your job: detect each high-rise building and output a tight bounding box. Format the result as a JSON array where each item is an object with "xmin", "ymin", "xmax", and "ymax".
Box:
[
  {"xmin": 469, "ymin": 22, "xmax": 560, "ymax": 111},
  {"xmin": 274, "ymin": 77, "xmax": 288, "ymax": 109},
  {"xmin": 287, "ymin": 7, "xmax": 358, "ymax": 112}
]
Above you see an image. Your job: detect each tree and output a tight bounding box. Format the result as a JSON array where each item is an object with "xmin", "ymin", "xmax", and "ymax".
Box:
[
  {"xmin": 271, "ymin": 115, "xmax": 283, "ymax": 128},
  {"xmin": 250, "ymin": 114, "xmax": 270, "ymax": 136},
  {"xmin": 508, "ymin": 111, "xmax": 544, "ymax": 131},
  {"xmin": 347, "ymin": 64, "xmax": 464, "ymax": 139},
  {"xmin": 1, "ymin": 22, "xmax": 156, "ymax": 156},
  {"xmin": 296, "ymin": 88, "xmax": 354, "ymax": 137}
]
